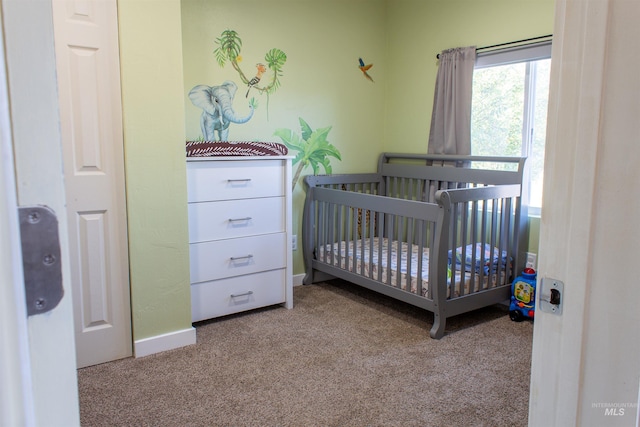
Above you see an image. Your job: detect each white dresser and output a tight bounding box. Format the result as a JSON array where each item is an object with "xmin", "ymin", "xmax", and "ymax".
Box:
[{"xmin": 186, "ymin": 156, "xmax": 293, "ymax": 322}]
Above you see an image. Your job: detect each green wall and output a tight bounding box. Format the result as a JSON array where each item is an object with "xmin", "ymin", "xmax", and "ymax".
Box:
[
  {"xmin": 118, "ymin": 0, "xmax": 553, "ymax": 342},
  {"xmin": 119, "ymin": 0, "xmax": 192, "ymax": 341}
]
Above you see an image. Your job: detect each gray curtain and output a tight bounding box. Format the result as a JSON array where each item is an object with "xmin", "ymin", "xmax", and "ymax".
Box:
[
  {"xmin": 427, "ymin": 46, "xmax": 476, "ymax": 156},
  {"xmin": 426, "ymin": 46, "xmax": 476, "ymax": 202}
]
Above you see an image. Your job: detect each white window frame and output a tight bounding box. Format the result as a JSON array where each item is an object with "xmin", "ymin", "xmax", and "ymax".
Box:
[{"xmin": 473, "ymin": 41, "xmax": 552, "ymax": 216}]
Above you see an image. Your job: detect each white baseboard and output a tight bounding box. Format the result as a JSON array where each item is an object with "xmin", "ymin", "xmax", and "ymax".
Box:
[
  {"xmin": 134, "ymin": 326, "xmax": 196, "ymax": 358},
  {"xmin": 293, "ymin": 273, "xmax": 304, "ymax": 286}
]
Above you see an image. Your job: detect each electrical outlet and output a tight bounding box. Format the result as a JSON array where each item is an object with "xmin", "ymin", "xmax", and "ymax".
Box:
[
  {"xmin": 526, "ymin": 252, "xmax": 537, "ymax": 269},
  {"xmin": 292, "ymin": 235, "xmax": 297, "ymax": 251}
]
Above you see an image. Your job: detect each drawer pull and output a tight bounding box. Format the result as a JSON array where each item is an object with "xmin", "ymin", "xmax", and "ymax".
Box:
[
  {"xmin": 230, "ymin": 254, "xmax": 254, "ymax": 261},
  {"xmin": 228, "ymin": 217, "xmax": 252, "ymax": 222},
  {"xmin": 230, "ymin": 291, "xmax": 254, "ymax": 298},
  {"xmin": 227, "ymin": 178, "xmax": 252, "ymax": 183}
]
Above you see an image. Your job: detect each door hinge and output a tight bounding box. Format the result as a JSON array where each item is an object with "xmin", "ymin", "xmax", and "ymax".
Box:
[{"xmin": 19, "ymin": 206, "xmax": 63, "ymax": 315}]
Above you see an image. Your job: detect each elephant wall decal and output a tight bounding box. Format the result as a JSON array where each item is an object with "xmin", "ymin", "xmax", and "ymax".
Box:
[{"xmin": 188, "ymin": 80, "xmax": 255, "ymax": 141}]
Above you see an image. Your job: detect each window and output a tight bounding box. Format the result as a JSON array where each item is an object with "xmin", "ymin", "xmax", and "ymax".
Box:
[{"xmin": 470, "ymin": 42, "xmax": 552, "ymax": 214}]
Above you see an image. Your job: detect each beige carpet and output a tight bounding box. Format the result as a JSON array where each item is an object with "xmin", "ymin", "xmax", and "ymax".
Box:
[{"xmin": 78, "ymin": 279, "xmax": 533, "ymax": 427}]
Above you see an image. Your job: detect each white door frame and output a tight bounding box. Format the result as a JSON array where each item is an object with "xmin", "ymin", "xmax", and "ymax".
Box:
[
  {"xmin": 1, "ymin": 0, "xmax": 80, "ymax": 425},
  {"xmin": 529, "ymin": 0, "xmax": 640, "ymax": 425},
  {"xmin": 0, "ymin": 9, "xmax": 35, "ymax": 423}
]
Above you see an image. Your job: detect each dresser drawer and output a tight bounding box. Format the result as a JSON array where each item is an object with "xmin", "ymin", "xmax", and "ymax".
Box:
[
  {"xmin": 188, "ymin": 196, "xmax": 285, "ymax": 243},
  {"xmin": 187, "ymin": 159, "xmax": 285, "ymax": 202},
  {"xmin": 189, "ymin": 233, "xmax": 286, "ymax": 283},
  {"xmin": 191, "ymin": 269, "xmax": 286, "ymax": 322}
]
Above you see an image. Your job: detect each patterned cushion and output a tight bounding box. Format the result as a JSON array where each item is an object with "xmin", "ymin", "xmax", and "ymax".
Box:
[{"xmin": 186, "ymin": 141, "xmax": 288, "ymax": 157}]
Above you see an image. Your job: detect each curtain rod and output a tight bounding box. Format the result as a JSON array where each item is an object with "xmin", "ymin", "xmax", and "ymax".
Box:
[{"xmin": 436, "ymin": 34, "xmax": 552, "ymax": 59}]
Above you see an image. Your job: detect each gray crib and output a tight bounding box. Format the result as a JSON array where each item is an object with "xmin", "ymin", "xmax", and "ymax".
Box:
[{"xmin": 302, "ymin": 153, "xmax": 529, "ymax": 338}]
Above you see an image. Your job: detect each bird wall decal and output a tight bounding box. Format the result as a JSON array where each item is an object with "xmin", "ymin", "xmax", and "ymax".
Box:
[
  {"xmin": 246, "ymin": 63, "xmax": 267, "ymax": 97},
  {"xmin": 358, "ymin": 58, "xmax": 374, "ymax": 82}
]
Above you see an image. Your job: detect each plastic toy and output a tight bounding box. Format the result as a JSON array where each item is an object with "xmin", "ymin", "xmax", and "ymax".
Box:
[{"xmin": 509, "ymin": 268, "xmax": 537, "ymax": 321}]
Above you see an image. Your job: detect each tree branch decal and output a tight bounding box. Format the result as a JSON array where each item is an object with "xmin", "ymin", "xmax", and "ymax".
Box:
[{"xmin": 214, "ymin": 29, "xmax": 287, "ymax": 98}]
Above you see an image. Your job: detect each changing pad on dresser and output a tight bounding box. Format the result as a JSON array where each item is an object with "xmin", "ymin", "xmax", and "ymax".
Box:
[{"xmin": 186, "ymin": 141, "xmax": 289, "ymax": 157}]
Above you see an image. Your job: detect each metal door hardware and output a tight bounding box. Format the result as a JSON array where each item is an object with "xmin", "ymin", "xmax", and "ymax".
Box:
[
  {"xmin": 19, "ymin": 206, "xmax": 63, "ymax": 315},
  {"xmin": 539, "ymin": 277, "xmax": 563, "ymax": 315}
]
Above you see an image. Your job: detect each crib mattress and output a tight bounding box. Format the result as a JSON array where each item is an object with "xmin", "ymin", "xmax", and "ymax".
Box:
[{"xmin": 318, "ymin": 238, "xmax": 506, "ymax": 298}]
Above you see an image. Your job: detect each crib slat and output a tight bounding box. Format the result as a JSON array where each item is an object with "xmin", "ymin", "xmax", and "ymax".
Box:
[
  {"xmin": 416, "ymin": 220, "xmax": 423, "ymax": 297},
  {"xmin": 368, "ymin": 209, "xmax": 375, "ymax": 280},
  {"xmin": 406, "ymin": 218, "xmax": 413, "ymax": 293},
  {"xmin": 350, "ymin": 204, "xmax": 357, "ymax": 274},
  {"xmin": 404, "ymin": 178, "xmax": 408, "ymax": 197},
  {"xmin": 451, "ymin": 201, "xmax": 459, "ymax": 298},
  {"xmin": 376, "ymin": 211, "xmax": 384, "ymax": 282},
  {"xmin": 328, "ymin": 202, "xmax": 336, "ymax": 265},
  {"xmin": 460, "ymin": 201, "xmax": 469, "ymax": 297},
  {"xmin": 396, "ymin": 215, "xmax": 403, "ymax": 290},
  {"xmin": 489, "ymin": 198, "xmax": 498, "ymax": 288},
  {"xmin": 386, "ymin": 215, "xmax": 394, "ymax": 286},
  {"xmin": 392, "ymin": 215, "xmax": 398, "ymax": 287},
  {"xmin": 504, "ymin": 197, "xmax": 513, "ymax": 281},
  {"xmin": 408, "ymin": 178, "xmax": 414, "ymax": 202},
  {"xmin": 392, "ymin": 176, "xmax": 398, "ymax": 198},
  {"xmin": 479, "ymin": 198, "xmax": 488, "ymax": 290},
  {"xmin": 360, "ymin": 208, "xmax": 366, "ymax": 276},
  {"xmin": 317, "ymin": 201, "xmax": 324, "ymax": 263},
  {"xmin": 498, "ymin": 197, "xmax": 512, "ymax": 285},
  {"xmin": 496, "ymin": 198, "xmax": 505, "ymax": 288},
  {"xmin": 344, "ymin": 202, "xmax": 355, "ymax": 271},
  {"xmin": 318, "ymin": 203, "xmax": 329, "ymax": 262},
  {"xmin": 482, "ymin": 198, "xmax": 492, "ymax": 289},
  {"xmin": 469, "ymin": 199, "xmax": 479, "ymax": 294},
  {"xmin": 470, "ymin": 200, "xmax": 477, "ymax": 295},
  {"xmin": 424, "ymin": 179, "xmax": 430, "ymax": 202},
  {"xmin": 336, "ymin": 203, "xmax": 344, "ymax": 268}
]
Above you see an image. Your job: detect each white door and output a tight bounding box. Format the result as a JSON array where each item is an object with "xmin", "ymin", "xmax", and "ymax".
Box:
[{"xmin": 51, "ymin": 0, "xmax": 132, "ymax": 368}]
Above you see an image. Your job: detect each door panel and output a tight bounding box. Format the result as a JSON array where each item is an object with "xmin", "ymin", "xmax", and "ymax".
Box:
[
  {"xmin": 52, "ymin": 0, "xmax": 132, "ymax": 368},
  {"xmin": 78, "ymin": 210, "xmax": 111, "ymax": 329}
]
